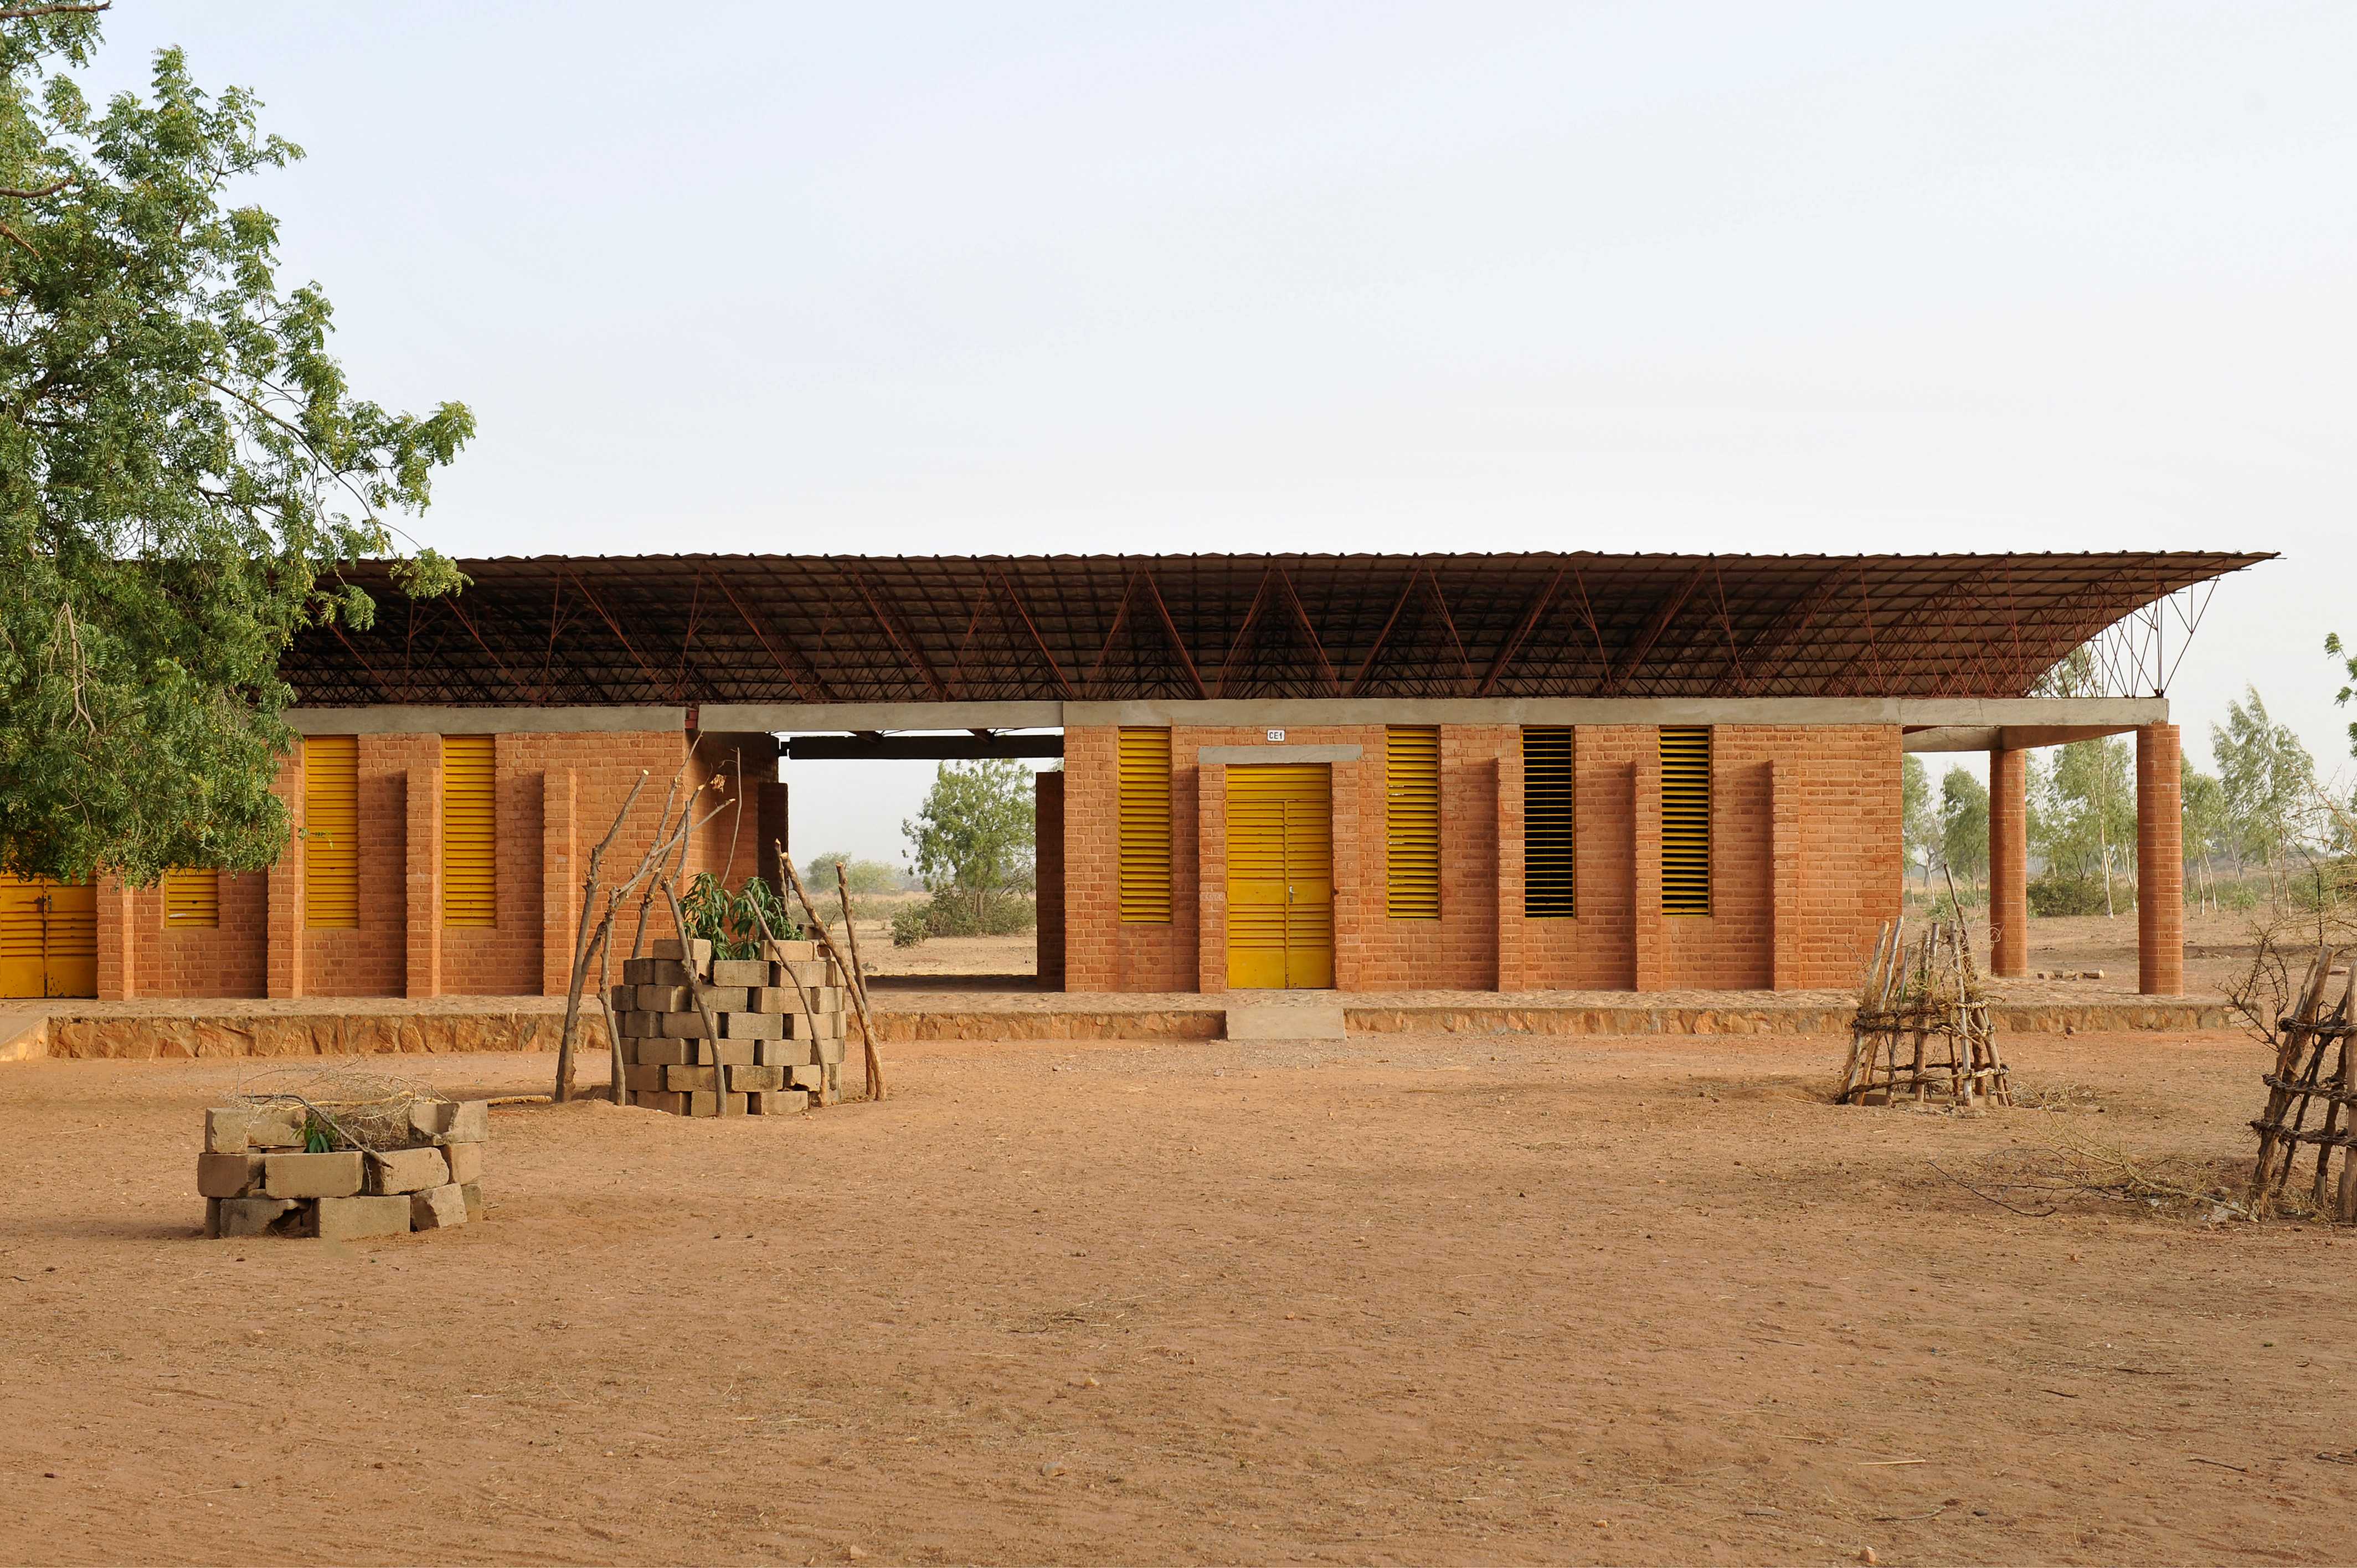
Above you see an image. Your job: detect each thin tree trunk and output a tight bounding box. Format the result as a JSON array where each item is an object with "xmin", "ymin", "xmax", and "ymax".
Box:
[{"xmin": 556, "ymin": 769, "xmax": 651, "ymax": 1101}]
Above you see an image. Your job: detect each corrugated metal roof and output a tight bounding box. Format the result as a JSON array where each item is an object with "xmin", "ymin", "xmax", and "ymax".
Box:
[{"xmin": 283, "ymin": 550, "xmax": 2270, "ymax": 706}]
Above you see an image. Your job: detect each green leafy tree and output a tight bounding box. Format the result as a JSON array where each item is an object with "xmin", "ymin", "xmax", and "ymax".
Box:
[
  {"xmin": 2037, "ymin": 737, "xmax": 2134, "ymax": 915},
  {"xmin": 807, "ymin": 851, "xmax": 902, "ymax": 895},
  {"xmin": 2330, "ymin": 632, "xmax": 2357, "ymax": 757},
  {"xmin": 0, "ymin": 13, "xmax": 472, "ymax": 884},
  {"xmin": 2211, "ymin": 685, "xmax": 2318, "ymax": 884},
  {"xmin": 902, "ymin": 759, "xmax": 1036, "ymax": 924},
  {"xmin": 1937, "ymin": 766, "xmax": 1989, "ymax": 887},
  {"xmin": 2181, "ymin": 757, "xmax": 2228, "ymax": 912},
  {"xmin": 1900, "ymin": 754, "xmax": 1935, "ymax": 886}
]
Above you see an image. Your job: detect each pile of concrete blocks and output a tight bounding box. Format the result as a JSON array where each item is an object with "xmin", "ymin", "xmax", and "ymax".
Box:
[
  {"xmin": 197, "ymin": 1098, "xmax": 490, "ymax": 1240},
  {"xmin": 613, "ymin": 937, "xmax": 851, "ymax": 1116}
]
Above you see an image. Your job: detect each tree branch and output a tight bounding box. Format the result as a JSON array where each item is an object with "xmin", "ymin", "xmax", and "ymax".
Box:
[{"xmin": 0, "ymin": 2, "xmax": 110, "ymax": 22}]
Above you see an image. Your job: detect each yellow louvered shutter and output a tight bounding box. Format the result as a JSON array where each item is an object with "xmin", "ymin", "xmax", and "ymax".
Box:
[
  {"xmin": 1659, "ymin": 726, "xmax": 1711, "ymax": 915},
  {"xmin": 1385, "ymin": 726, "xmax": 1440, "ymax": 919},
  {"xmin": 303, "ymin": 735, "xmax": 359, "ymax": 928},
  {"xmin": 441, "ymin": 735, "xmax": 496, "ymax": 927},
  {"xmin": 1522, "ymin": 728, "xmax": 1575, "ymax": 918},
  {"xmin": 1118, "ymin": 728, "xmax": 1171, "ymax": 922},
  {"xmin": 163, "ymin": 866, "xmax": 219, "ymax": 927}
]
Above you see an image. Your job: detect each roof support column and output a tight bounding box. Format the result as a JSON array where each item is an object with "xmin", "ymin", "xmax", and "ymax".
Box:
[
  {"xmin": 267, "ymin": 749, "xmax": 305, "ymax": 999},
  {"xmin": 2138, "ymin": 724, "xmax": 2185, "ymax": 996},
  {"xmin": 541, "ymin": 768, "xmax": 577, "ymax": 998},
  {"xmin": 405, "ymin": 755, "xmax": 441, "ymax": 999},
  {"xmin": 1633, "ymin": 756, "xmax": 1664, "ymax": 992},
  {"xmin": 1989, "ymin": 746, "xmax": 2029, "ymax": 978}
]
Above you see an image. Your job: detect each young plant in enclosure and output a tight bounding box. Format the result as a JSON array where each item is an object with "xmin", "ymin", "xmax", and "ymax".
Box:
[
  {"xmin": 0, "ymin": 12, "xmax": 472, "ymax": 884},
  {"xmin": 677, "ymin": 871, "xmax": 800, "ymax": 961}
]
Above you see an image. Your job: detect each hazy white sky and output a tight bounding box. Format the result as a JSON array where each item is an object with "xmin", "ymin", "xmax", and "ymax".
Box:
[{"xmin": 88, "ymin": 2, "xmax": 2357, "ymax": 863}]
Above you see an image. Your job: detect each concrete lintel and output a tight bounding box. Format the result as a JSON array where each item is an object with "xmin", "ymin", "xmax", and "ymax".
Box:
[
  {"xmin": 297, "ymin": 694, "xmax": 2169, "ymax": 736},
  {"xmin": 1196, "ymin": 744, "xmax": 1363, "ymax": 765},
  {"xmin": 288, "ymin": 705, "xmax": 687, "ymax": 735},
  {"xmin": 1068, "ymin": 696, "xmax": 2169, "ymax": 728},
  {"xmin": 1903, "ymin": 721, "xmax": 2152, "ymax": 752},
  {"xmin": 703, "ymin": 702, "xmax": 1063, "ymax": 733}
]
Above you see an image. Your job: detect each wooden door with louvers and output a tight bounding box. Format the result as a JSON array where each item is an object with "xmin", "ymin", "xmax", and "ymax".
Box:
[
  {"xmin": 1224, "ymin": 765, "xmax": 1334, "ymax": 989},
  {"xmin": 0, "ymin": 875, "xmax": 97, "ymax": 998}
]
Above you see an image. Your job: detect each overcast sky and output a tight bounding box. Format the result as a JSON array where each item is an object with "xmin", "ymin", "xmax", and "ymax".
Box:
[{"xmin": 87, "ymin": 2, "xmax": 2356, "ymax": 863}]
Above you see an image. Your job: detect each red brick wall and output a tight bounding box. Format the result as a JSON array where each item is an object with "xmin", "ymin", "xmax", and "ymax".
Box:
[
  {"xmin": 1769, "ymin": 726, "xmax": 1902, "ymax": 990},
  {"xmin": 1499, "ymin": 725, "xmax": 1646, "ymax": 990},
  {"xmin": 130, "ymin": 726, "xmax": 722, "ymax": 1001},
  {"xmin": 1067, "ymin": 721, "xmax": 1902, "ymax": 994},
  {"xmin": 126, "ymin": 871, "xmax": 269, "ymax": 999}
]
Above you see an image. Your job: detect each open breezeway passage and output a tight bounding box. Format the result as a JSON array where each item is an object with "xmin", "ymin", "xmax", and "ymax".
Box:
[{"xmin": 0, "ymin": 1029, "xmax": 2346, "ymax": 1566}]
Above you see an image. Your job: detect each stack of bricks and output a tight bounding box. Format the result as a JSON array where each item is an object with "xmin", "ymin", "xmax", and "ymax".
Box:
[
  {"xmin": 198, "ymin": 1098, "xmax": 490, "ymax": 1239},
  {"xmin": 613, "ymin": 937, "xmax": 850, "ymax": 1116}
]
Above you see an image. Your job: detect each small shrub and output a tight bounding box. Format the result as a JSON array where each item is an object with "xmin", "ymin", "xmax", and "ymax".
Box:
[
  {"xmin": 2027, "ymin": 875, "xmax": 2111, "ymax": 917},
  {"xmin": 920, "ymin": 891, "xmax": 1037, "ymax": 937},
  {"xmin": 890, "ymin": 906, "xmax": 930, "ymax": 948}
]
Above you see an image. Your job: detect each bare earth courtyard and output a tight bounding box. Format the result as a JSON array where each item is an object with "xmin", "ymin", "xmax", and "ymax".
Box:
[{"xmin": 2, "ymin": 1029, "xmax": 2351, "ymax": 1567}]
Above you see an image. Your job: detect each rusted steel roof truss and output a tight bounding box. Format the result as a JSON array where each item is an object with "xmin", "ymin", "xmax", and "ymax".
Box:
[{"xmin": 284, "ymin": 552, "xmax": 2269, "ymax": 708}]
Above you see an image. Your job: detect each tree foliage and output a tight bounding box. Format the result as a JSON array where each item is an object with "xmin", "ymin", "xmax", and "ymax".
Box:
[
  {"xmin": 2031, "ymin": 738, "xmax": 2134, "ymax": 914},
  {"xmin": 2210, "ymin": 685, "xmax": 2318, "ymax": 876},
  {"xmin": 807, "ymin": 850, "xmax": 903, "ymax": 895},
  {"xmin": 2181, "ymin": 754, "xmax": 2228, "ymax": 911},
  {"xmin": 0, "ymin": 11, "xmax": 472, "ymax": 883},
  {"xmin": 1900, "ymin": 754, "xmax": 1934, "ymax": 884},
  {"xmin": 1937, "ymin": 765, "xmax": 1988, "ymax": 885},
  {"xmin": 902, "ymin": 759, "xmax": 1036, "ymax": 919}
]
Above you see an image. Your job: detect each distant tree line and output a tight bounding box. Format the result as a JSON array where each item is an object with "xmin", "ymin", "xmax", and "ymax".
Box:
[{"xmin": 1903, "ymin": 683, "xmax": 2340, "ymax": 916}]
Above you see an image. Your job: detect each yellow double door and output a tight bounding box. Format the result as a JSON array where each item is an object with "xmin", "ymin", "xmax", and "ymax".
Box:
[
  {"xmin": 1225, "ymin": 765, "xmax": 1334, "ymax": 990},
  {"xmin": 0, "ymin": 875, "xmax": 97, "ymax": 998}
]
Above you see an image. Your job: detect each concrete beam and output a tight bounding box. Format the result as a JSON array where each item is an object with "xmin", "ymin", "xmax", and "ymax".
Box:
[
  {"xmin": 1903, "ymin": 722, "xmax": 2150, "ymax": 752},
  {"xmin": 1196, "ymin": 744, "xmax": 1364, "ymax": 765},
  {"xmin": 785, "ymin": 733, "xmax": 1064, "ymax": 761},
  {"xmin": 289, "ymin": 706, "xmax": 687, "ymax": 735},
  {"xmin": 298, "ymin": 695, "xmax": 2169, "ymax": 735},
  {"xmin": 704, "ymin": 702, "xmax": 1062, "ymax": 733}
]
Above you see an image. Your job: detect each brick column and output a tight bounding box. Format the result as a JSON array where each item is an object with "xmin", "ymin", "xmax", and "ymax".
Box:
[
  {"xmin": 1495, "ymin": 744, "xmax": 1525, "ymax": 991},
  {"xmin": 541, "ymin": 768, "xmax": 577, "ymax": 997},
  {"xmin": 95, "ymin": 875, "xmax": 133, "ymax": 1000},
  {"xmin": 2137, "ymin": 723, "xmax": 2185, "ymax": 996},
  {"xmin": 1770, "ymin": 757, "xmax": 1801, "ymax": 991},
  {"xmin": 1195, "ymin": 761, "xmax": 1227, "ymax": 994},
  {"xmin": 1988, "ymin": 747, "xmax": 2029, "ymax": 978},
  {"xmin": 405, "ymin": 758, "xmax": 441, "ymax": 999},
  {"xmin": 1633, "ymin": 759, "xmax": 1664, "ymax": 992},
  {"xmin": 1329, "ymin": 754, "xmax": 1362, "ymax": 992},
  {"xmin": 755, "ymin": 781, "xmax": 790, "ymax": 891},
  {"xmin": 266, "ymin": 749, "xmax": 305, "ymax": 999}
]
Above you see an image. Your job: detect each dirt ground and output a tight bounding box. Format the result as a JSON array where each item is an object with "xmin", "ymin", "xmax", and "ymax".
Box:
[{"xmin": 3, "ymin": 1028, "xmax": 2351, "ymax": 1567}]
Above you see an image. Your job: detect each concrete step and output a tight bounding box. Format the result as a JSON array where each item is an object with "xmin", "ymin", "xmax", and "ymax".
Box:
[
  {"xmin": 1223, "ymin": 1002, "xmax": 1347, "ymax": 1041},
  {"xmin": 0, "ymin": 1009, "xmax": 49, "ymax": 1062}
]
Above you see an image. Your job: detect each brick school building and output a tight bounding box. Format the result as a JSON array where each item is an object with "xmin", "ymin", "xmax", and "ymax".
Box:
[{"xmin": 0, "ymin": 551, "xmax": 2261, "ymax": 1003}]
